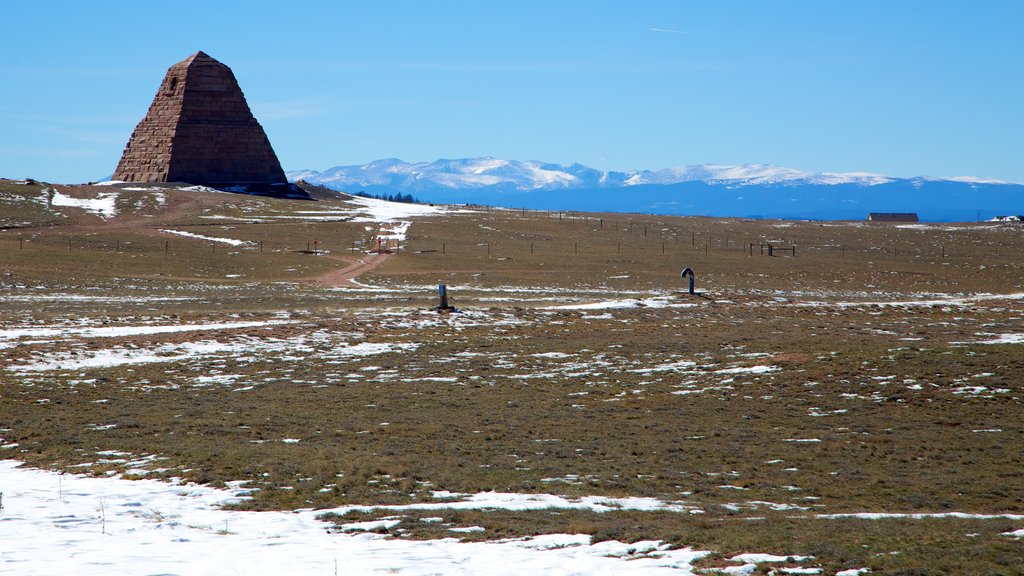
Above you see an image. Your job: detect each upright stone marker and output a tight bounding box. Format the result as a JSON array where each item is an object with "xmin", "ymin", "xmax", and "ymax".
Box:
[{"xmin": 113, "ymin": 51, "xmax": 287, "ymax": 186}]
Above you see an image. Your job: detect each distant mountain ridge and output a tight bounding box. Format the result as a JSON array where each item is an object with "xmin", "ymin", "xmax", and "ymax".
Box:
[{"xmin": 287, "ymin": 158, "xmax": 1024, "ymax": 221}]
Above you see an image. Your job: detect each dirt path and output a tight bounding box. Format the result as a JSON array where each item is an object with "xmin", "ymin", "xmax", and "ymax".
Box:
[{"xmin": 310, "ymin": 252, "xmax": 393, "ymax": 287}]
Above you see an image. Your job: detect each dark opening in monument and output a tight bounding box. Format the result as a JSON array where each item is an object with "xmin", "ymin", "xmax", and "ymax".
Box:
[{"xmin": 168, "ymin": 77, "xmax": 178, "ymax": 95}]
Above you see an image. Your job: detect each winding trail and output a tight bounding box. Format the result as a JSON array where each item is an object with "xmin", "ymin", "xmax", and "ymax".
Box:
[{"xmin": 310, "ymin": 252, "xmax": 393, "ymax": 287}]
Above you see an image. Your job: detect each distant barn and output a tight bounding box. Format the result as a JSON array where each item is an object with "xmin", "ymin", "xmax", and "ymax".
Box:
[{"xmin": 867, "ymin": 212, "xmax": 919, "ymax": 223}]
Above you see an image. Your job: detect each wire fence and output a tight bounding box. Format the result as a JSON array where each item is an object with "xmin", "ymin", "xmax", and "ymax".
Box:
[{"xmin": 2, "ymin": 209, "xmax": 1013, "ymax": 261}]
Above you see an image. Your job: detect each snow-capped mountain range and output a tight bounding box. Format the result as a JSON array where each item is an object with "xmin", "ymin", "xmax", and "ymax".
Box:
[{"xmin": 287, "ymin": 158, "xmax": 1023, "ymax": 221}]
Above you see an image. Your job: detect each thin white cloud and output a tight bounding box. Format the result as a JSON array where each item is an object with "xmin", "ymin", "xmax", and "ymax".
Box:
[{"xmin": 648, "ymin": 27, "xmax": 683, "ymax": 34}]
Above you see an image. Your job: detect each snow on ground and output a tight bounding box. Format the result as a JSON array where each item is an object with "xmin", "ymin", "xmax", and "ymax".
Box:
[
  {"xmin": 376, "ymin": 220, "xmax": 412, "ymax": 241},
  {"xmin": 816, "ymin": 512, "xmax": 1024, "ymax": 520},
  {"xmin": 6, "ymin": 338, "xmax": 418, "ymax": 374},
  {"xmin": 347, "ymin": 195, "xmax": 464, "ymax": 222},
  {"xmin": 329, "ymin": 490, "xmax": 700, "ymax": 515},
  {"xmin": 549, "ymin": 297, "xmax": 698, "ymax": 310},
  {"xmin": 0, "ymin": 460, "xmax": 718, "ymax": 575},
  {"xmin": 0, "ymin": 293, "xmax": 196, "ymax": 303},
  {"xmin": 715, "ymin": 365, "xmax": 779, "ymax": 375},
  {"xmin": 160, "ymin": 229, "xmax": 253, "ymax": 246},
  {"xmin": 0, "ymin": 320, "xmax": 293, "ymax": 345},
  {"xmin": 973, "ymin": 333, "xmax": 1024, "ymax": 345},
  {"xmin": 795, "ymin": 291, "xmax": 1024, "ymax": 309},
  {"xmin": 49, "ymin": 189, "xmax": 118, "ymax": 219},
  {"xmin": 8, "ymin": 340, "xmax": 254, "ymax": 372}
]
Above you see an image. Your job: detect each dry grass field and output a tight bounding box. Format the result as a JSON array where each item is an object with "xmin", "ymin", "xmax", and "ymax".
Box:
[{"xmin": 2, "ymin": 179, "xmax": 1023, "ymax": 574}]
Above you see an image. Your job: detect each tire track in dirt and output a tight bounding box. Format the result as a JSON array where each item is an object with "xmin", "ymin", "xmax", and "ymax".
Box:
[{"xmin": 310, "ymin": 220, "xmax": 407, "ymax": 287}]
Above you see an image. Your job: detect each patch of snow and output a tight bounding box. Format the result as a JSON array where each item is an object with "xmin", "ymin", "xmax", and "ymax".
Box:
[
  {"xmin": 732, "ymin": 553, "xmax": 810, "ymax": 563},
  {"xmin": 631, "ymin": 360, "xmax": 698, "ymax": 374},
  {"xmin": 0, "ymin": 294, "xmax": 196, "ymax": 303},
  {"xmin": 548, "ymin": 297, "xmax": 695, "ymax": 310},
  {"xmin": 624, "ymin": 164, "xmax": 893, "ymax": 187},
  {"xmin": 942, "ymin": 176, "xmax": 1017, "ymax": 185},
  {"xmin": 974, "ymin": 333, "xmax": 1024, "ymax": 345},
  {"xmin": 161, "ymin": 229, "xmax": 253, "ymax": 246},
  {"xmin": 715, "ymin": 365, "xmax": 779, "ymax": 375},
  {"xmin": 336, "ymin": 519, "xmax": 401, "ymax": 532},
  {"xmin": 0, "ymin": 460, "xmax": 718, "ymax": 575},
  {"xmin": 817, "ymin": 512, "xmax": 1024, "ymax": 520},
  {"xmin": 7, "ymin": 339, "xmax": 419, "ymax": 373},
  {"xmin": 0, "ymin": 320, "xmax": 293, "ymax": 344},
  {"xmin": 375, "ymin": 221, "xmax": 411, "ymax": 241},
  {"xmin": 347, "ymin": 195, "xmax": 455, "ymax": 222},
  {"xmin": 323, "ymin": 491, "xmax": 697, "ymax": 515},
  {"xmin": 50, "ymin": 189, "xmax": 118, "ymax": 219}
]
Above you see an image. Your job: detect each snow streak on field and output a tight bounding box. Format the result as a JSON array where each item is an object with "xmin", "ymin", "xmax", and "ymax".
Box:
[{"xmin": 160, "ymin": 229, "xmax": 254, "ymax": 246}]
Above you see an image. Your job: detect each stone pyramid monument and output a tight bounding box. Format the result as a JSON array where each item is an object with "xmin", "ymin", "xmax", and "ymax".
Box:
[{"xmin": 113, "ymin": 51, "xmax": 287, "ymax": 186}]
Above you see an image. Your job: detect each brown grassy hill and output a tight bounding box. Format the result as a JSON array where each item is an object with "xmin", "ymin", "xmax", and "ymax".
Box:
[{"xmin": 1, "ymin": 182, "xmax": 1023, "ymax": 573}]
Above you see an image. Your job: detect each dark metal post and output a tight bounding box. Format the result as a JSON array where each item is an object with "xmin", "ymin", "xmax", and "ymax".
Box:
[
  {"xmin": 436, "ymin": 284, "xmax": 455, "ymax": 311},
  {"xmin": 681, "ymin": 267, "xmax": 695, "ymax": 295},
  {"xmin": 439, "ymin": 284, "xmax": 449, "ymax": 308}
]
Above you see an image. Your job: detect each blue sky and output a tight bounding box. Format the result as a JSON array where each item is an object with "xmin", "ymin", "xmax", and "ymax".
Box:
[{"xmin": 2, "ymin": 1, "xmax": 1022, "ymax": 183}]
